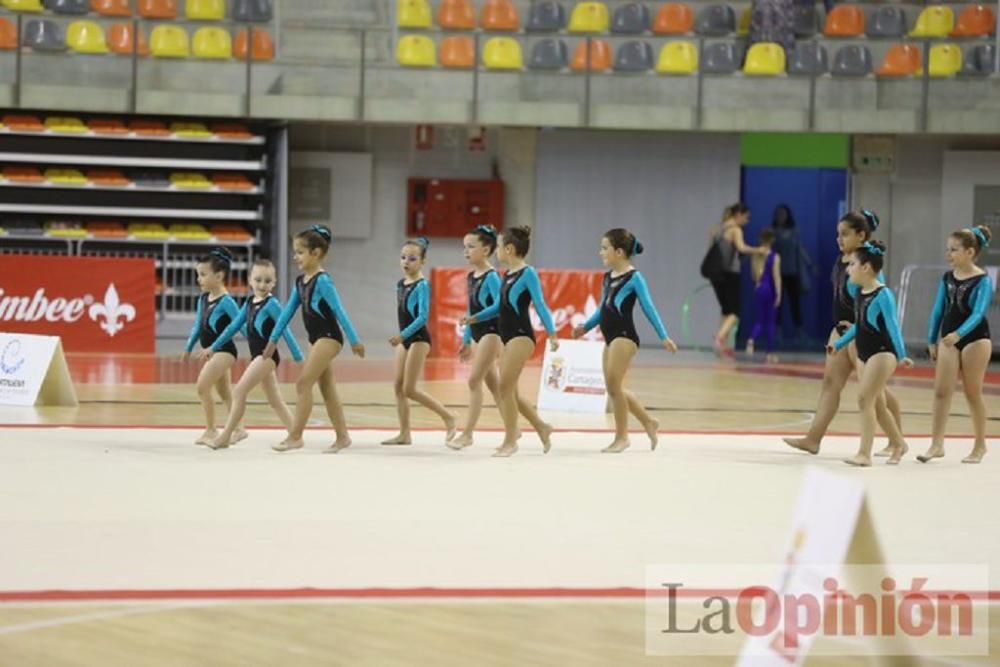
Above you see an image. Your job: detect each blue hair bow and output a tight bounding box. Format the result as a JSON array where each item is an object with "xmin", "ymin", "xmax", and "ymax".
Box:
[
  {"xmin": 862, "ymin": 241, "xmax": 883, "ymax": 256},
  {"xmin": 972, "ymin": 227, "xmax": 990, "ymax": 249},
  {"xmin": 309, "ymin": 224, "xmax": 332, "ymax": 240},
  {"xmin": 475, "ymin": 224, "xmax": 497, "ymax": 238}
]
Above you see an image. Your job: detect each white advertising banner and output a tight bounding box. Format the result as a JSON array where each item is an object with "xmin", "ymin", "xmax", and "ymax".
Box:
[
  {"xmin": 0, "ymin": 332, "xmax": 77, "ymax": 407},
  {"xmin": 537, "ymin": 339, "xmax": 606, "ymax": 413}
]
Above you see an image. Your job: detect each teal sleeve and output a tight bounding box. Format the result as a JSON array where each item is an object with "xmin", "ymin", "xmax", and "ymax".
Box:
[
  {"xmin": 833, "ymin": 325, "xmax": 856, "ymax": 351},
  {"xmin": 211, "ymin": 301, "xmax": 249, "ymax": 352},
  {"xmin": 926, "ymin": 277, "xmax": 946, "ymax": 345},
  {"xmin": 524, "ymin": 267, "xmax": 556, "ymax": 335},
  {"xmin": 955, "ymin": 276, "xmax": 994, "ymax": 340},
  {"xmin": 581, "ymin": 279, "xmax": 605, "ymax": 333},
  {"xmin": 472, "ymin": 272, "xmax": 503, "ymax": 325},
  {"xmin": 315, "ymin": 274, "xmax": 359, "ymax": 346},
  {"xmin": 185, "ymin": 295, "xmax": 204, "ymax": 353},
  {"xmin": 877, "ymin": 289, "xmax": 907, "ymax": 359},
  {"xmin": 634, "ymin": 272, "xmax": 670, "ymax": 341},
  {"xmin": 269, "ymin": 288, "xmax": 300, "ymax": 344},
  {"xmin": 264, "ymin": 299, "xmax": 304, "ymax": 361},
  {"xmin": 400, "ymin": 281, "xmax": 430, "ymax": 341}
]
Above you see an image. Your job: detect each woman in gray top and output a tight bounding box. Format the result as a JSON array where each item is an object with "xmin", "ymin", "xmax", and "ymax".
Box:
[{"xmin": 771, "ymin": 204, "xmax": 815, "ymax": 339}]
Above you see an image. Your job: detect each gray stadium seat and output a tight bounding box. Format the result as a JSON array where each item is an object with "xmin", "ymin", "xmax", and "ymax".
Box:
[
  {"xmin": 23, "ymin": 20, "xmax": 67, "ymax": 52},
  {"xmin": 701, "ymin": 42, "xmax": 740, "ymax": 73},
  {"xmin": 611, "ymin": 2, "xmax": 651, "ymax": 34},
  {"xmin": 787, "ymin": 41, "xmax": 828, "ymax": 75},
  {"xmin": 233, "ymin": 0, "xmax": 274, "ymax": 22},
  {"xmin": 695, "ymin": 5, "xmax": 736, "ymax": 36},
  {"xmin": 526, "ymin": 1, "xmax": 566, "ymax": 33},
  {"xmin": 529, "ymin": 38, "xmax": 568, "ymax": 70},
  {"xmin": 132, "ymin": 171, "xmax": 171, "ymax": 188},
  {"xmin": 867, "ymin": 6, "xmax": 907, "ymax": 38},
  {"xmin": 614, "ymin": 40, "xmax": 654, "ymax": 71},
  {"xmin": 44, "ymin": 0, "xmax": 87, "ymax": 13},
  {"xmin": 793, "ymin": 4, "xmax": 819, "ymax": 37},
  {"xmin": 831, "ymin": 44, "xmax": 873, "ymax": 76},
  {"xmin": 959, "ymin": 44, "xmax": 995, "ymax": 76}
]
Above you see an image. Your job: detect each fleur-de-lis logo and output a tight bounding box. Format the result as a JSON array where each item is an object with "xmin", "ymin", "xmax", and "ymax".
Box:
[{"xmin": 88, "ymin": 284, "xmax": 136, "ymax": 337}]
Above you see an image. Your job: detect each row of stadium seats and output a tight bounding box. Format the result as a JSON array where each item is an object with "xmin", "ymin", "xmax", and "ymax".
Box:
[
  {"xmin": 0, "ymin": 0, "xmax": 272, "ymax": 22},
  {"xmin": 0, "ymin": 167, "xmax": 256, "ymax": 189},
  {"xmin": 0, "ymin": 114, "xmax": 254, "ymax": 139},
  {"xmin": 0, "ymin": 220, "xmax": 253, "ymax": 240},
  {"xmin": 398, "ymin": 34, "xmax": 995, "ymax": 76},
  {"xmin": 0, "ymin": 18, "xmax": 273, "ymax": 58},
  {"xmin": 1, "ymin": 220, "xmax": 254, "ymax": 240},
  {"xmin": 399, "ymin": 0, "xmax": 995, "ymax": 39}
]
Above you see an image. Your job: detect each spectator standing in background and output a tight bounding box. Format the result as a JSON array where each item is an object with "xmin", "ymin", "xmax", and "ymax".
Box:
[{"xmin": 771, "ymin": 204, "xmax": 815, "ymax": 342}]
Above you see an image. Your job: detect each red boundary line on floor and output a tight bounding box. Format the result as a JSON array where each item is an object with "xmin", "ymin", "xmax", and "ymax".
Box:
[
  {"xmin": 0, "ymin": 425, "xmax": 983, "ymax": 438},
  {"xmin": 1, "ymin": 587, "xmax": 997, "ymax": 602}
]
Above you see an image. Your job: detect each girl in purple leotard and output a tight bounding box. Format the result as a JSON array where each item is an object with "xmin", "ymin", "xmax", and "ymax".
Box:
[{"xmin": 746, "ymin": 229, "xmax": 782, "ymax": 363}]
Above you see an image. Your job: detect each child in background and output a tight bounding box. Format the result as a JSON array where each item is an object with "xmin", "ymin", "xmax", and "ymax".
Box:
[{"xmin": 746, "ymin": 229, "xmax": 782, "ymax": 363}]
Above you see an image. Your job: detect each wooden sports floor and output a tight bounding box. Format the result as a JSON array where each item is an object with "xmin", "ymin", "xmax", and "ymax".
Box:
[{"xmin": 0, "ymin": 350, "xmax": 998, "ymax": 666}]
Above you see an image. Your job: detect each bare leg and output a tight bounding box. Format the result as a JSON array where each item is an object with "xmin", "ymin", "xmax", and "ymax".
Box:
[
  {"xmin": 960, "ymin": 339, "xmax": 991, "ymax": 464},
  {"xmin": 382, "ymin": 345, "xmax": 412, "ymax": 445},
  {"xmin": 495, "ymin": 337, "xmax": 537, "ymax": 457},
  {"xmin": 211, "ymin": 355, "xmax": 275, "ymax": 449},
  {"xmin": 602, "ymin": 338, "xmax": 639, "ymax": 453},
  {"xmin": 194, "ymin": 352, "xmax": 236, "ymax": 445},
  {"xmin": 865, "ymin": 362, "xmax": 908, "ymax": 464},
  {"xmin": 452, "ymin": 334, "xmax": 502, "ymax": 449},
  {"xmin": 276, "ymin": 338, "xmax": 341, "ymax": 452},
  {"xmin": 844, "ymin": 353, "xmax": 898, "ymax": 467},
  {"xmin": 317, "ymin": 364, "xmax": 351, "ymax": 452},
  {"xmin": 918, "ymin": 343, "xmax": 959, "ymax": 463},
  {"xmin": 401, "ymin": 342, "xmax": 457, "ymax": 441},
  {"xmin": 624, "ymin": 390, "xmax": 659, "ymax": 450},
  {"xmin": 784, "ymin": 328, "xmax": 853, "ymax": 454},
  {"xmin": 875, "ymin": 388, "xmax": 904, "ymax": 457},
  {"xmin": 261, "ymin": 367, "xmax": 294, "ymax": 430}
]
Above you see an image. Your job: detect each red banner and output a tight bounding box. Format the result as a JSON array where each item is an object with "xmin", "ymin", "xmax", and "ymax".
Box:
[
  {"xmin": 430, "ymin": 267, "xmax": 605, "ymax": 359},
  {"xmin": 0, "ymin": 255, "xmax": 155, "ymax": 353}
]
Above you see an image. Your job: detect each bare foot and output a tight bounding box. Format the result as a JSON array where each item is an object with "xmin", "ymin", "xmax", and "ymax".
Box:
[
  {"xmin": 874, "ymin": 444, "xmax": 894, "ymax": 458},
  {"xmin": 381, "ymin": 434, "xmax": 412, "ymax": 446},
  {"xmin": 645, "ymin": 419, "xmax": 660, "ymax": 451},
  {"xmin": 208, "ymin": 434, "xmax": 230, "ymax": 450},
  {"xmin": 602, "ymin": 439, "xmax": 630, "ymax": 453},
  {"xmin": 447, "ymin": 433, "xmax": 474, "ymax": 450},
  {"xmin": 230, "ymin": 429, "xmax": 249, "ymax": 446},
  {"xmin": 843, "ymin": 454, "xmax": 872, "ymax": 467},
  {"xmin": 962, "ymin": 447, "xmax": 986, "ymax": 464},
  {"xmin": 765, "ymin": 353, "xmax": 779, "ymax": 364},
  {"xmin": 323, "ymin": 435, "xmax": 352, "ymax": 454},
  {"xmin": 916, "ymin": 446, "xmax": 945, "ymax": 463},
  {"xmin": 272, "ymin": 438, "xmax": 304, "ymax": 452},
  {"xmin": 783, "ymin": 437, "xmax": 819, "ymax": 455},
  {"xmin": 538, "ymin": 423, "xmax": 553, "ymax": 454},
  {"xmin": 492, "ymin": 443, "xmax": 518, "ymax": 458},
  {"xmin": 443, "ymin": 414, "xmax": 457, "ymax": 443},
  {"xmin": 745, "ymin": 340, "xmax": 755, "ymax": 357},
  {"xmin": 195, "ymin": 429, "xmax": 218, "ymax": 446},
  {"xmin": 886, "ymin": 442, "xmax": 908, "ymax": 465}
]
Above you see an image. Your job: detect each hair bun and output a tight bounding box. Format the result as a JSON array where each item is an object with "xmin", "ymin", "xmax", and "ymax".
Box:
[
  {"xmin": 861, "ymin": 209, "xmax": 880, "ymax": 232},
  {"xmin": 211, "ymin": 248, "xmax": 233, "ymax": 264},
  {"xmin": 416, "ymin": 236, "xmax": 430, "ymax": 248},
  {"xmin": 309, "ymin": 224, "xmax": 332, "ymax": 240}
]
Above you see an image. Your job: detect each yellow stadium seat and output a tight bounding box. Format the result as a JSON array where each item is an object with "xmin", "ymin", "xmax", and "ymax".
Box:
[
  {"xmin": 929, "ymin": 43, "xmax": 962, "ymax": 76},
  {"xmin": 168, "ymin": 223, "xmax": 211, "ymax": 239},
  {"xmin": 1, "ymin": 0, "xmax": 43, "ymax": 11},
  {"xmin": 170, "ymin": 172, "xmax": 212, "ymax": 189},
  {"xmin": 45, "ymin": 116, "xmax": 87, "ymax": 133},
  {"xmin": 150, "ymin": 24, "xmax": 189, "ymax": 58},
  {"xmin": 128, "ymin": 222, "xmax": 169, "ymax": 239},
  {"xmin": 46, "ymin": 222, "xmax": 88, "ymax": 238},
  {"xmin": 396, "ymin": 34, "xmax": 436, "ymax": 66},
  {"xmin": 192, "ymin": 26, "xmax": 231, "ymax": 59},
  {"xmin": 568, "ymin": 1, "xmax": 609, "ymax": 33},
  {"xmin": 66, "ymin": 20, "xmax": 109, "ymax": 54},
  {"xmin": 910, "ymin": 5, "xmax": 954, "ymax": 38},
  {"xmin": 737, "ymin": 7, "xmax": 750, "ymax": 35},
  {"xmin": 397, "ymin": 0, "xmax": 432, "ymax": 28},
  {"xmin": 483, "ymin": 36, "xmax": 522, "ymax": 69},
  {"xmin": 170, "ymin": 122, "xmax": 212, "ymax": 137},
  {"xmin": 44, "ymin": 168, "xmax": 88, "ymax": 185},
  {"xmin": 743, "ymin": 42, "xmax": 785, "ymax": 75},
  {"xmin": 185, "ymin": 0, "xmax": 224, "ymax": 20},
  {"xmin": 655, "ymin": 40, "xmax": 698, "ymax": 74}
]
